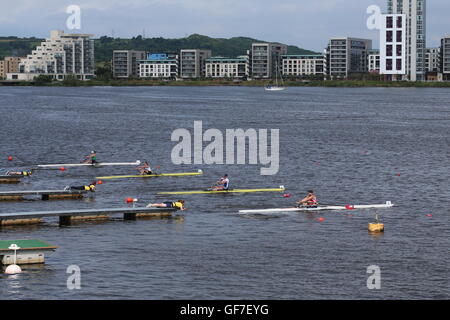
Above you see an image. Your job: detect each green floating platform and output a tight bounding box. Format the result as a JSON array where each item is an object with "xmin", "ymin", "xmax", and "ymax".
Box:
[{"xmin": 0, "ymin": 239, "xmax": 58, "ymax": 252}]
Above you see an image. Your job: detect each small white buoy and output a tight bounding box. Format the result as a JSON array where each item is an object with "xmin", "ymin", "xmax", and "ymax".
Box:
[
  {"xmin": 280, "ymin": 185, "xmax": 285, "ymax": 190},
  {"xmin": 5, "ymin": 244, "xmax": 22, "ymax": 274},
  {"xmin": 198, "ymin": 169, "xmax": 203, "ymax": 173},
  {"xmin": 5, "ymin": 264, "xmax": 22, "ymax": 275}
]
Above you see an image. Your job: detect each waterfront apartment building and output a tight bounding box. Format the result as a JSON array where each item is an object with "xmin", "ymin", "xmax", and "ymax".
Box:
[
  {"xmin": 380, "ymin": 14, "xmax": 407, "ymax": 79},
  {"xmin": 251, "ymin": 43, "xmax": 287, "ymax": 79},
  {"xmin": 139, "ymin": 53, "xmax": 179, "ymax": 79},
  {"xmin": 281, "ymin": 55, "xmax": 325, "ymax": 77},
  {"xmin": 367, "ymin": 50, "xmax": 380, "ymax": 73},
  {"xmin": 442, "ymin": 36, "xmax": 450, "ymax": 81},
  {"xmin": 387, "ymin": 0, "xmax": 427, "ymax": 81},
  {"xmin": 113, "ymin": 50, "xmax": 146, "ymax": 78},
  {"xmin": 8, "ymin": 30, "xmax": 95, "ymax": 81},
  {"xmin": 180, "ymin": 49, "xmax": 212, "ymax": 78},
  {"xmin": 426, "ymin": 48, "xmax": 440, "ymax": 72},
  {"xmin": 425, "ymin": 47, "xmax": 440, "ymax": 80},
  {"xmin": 0, "ymin": 57, "xmax": 23, "ymax": 79},
  {"xmin": 325, "ymin": 37, "xmax": 372, "ymax": 79},
  {"xmin": 205, "ymin": 56, "xmax": 249, "ymax": 79}
]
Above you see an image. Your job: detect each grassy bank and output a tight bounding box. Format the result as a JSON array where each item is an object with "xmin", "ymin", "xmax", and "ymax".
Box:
[{"xmin": 2, "ymin": 78, "xmax": 450, "ymax": 88}]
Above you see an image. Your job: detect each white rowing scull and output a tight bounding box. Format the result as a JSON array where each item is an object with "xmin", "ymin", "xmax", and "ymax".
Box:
[
  {"xmin": 37, "ymin": 160, "xmax": 141, "ymax": 168},
  {"xmin": 238, "ymin": 201, "xmax": 394, "ymax": 214}
]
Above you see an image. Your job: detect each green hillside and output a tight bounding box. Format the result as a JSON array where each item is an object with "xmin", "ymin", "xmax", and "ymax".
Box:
[{"xmin": 0, "ymin": 34, "xmax": 317, "ymax": 62}]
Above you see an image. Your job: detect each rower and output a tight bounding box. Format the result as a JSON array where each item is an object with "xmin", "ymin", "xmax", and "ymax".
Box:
[
  {"xmin": 146, "ymin": 200, "xmax": 186, "ymax": 211},
  {"xmin": 297, "ymin": 190, "xmax": 318, "ymax": 207},
  {"xmin": 212, "ymin": 174, "xmax": 230, "ymax": 191},
  {"xmin": 137, "ymin": 161, "xmax": 153, "ymax": 175},
  {"xmin": 83, "ymin": 151, "xmax": 97, "ymax": 164},
  {"xmin": 64, "ymin": 181, "xmax": 97, "ymax": 192},
  {"xmin": 6, "ymin": 170, "xmax": 33, "ymax": 177}
]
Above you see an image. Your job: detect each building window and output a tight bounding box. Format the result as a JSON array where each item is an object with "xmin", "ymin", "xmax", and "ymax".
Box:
[
  {"xmin": 387, "ymin": 31, "xmax": 393, "ymax": 42},
  {"xmin": 396, "ymin": 59, "xmax": 402, "ymax": 71},
  {"xmin": 396, "ymin": 45, "xmax": 402, "ymax": 56},
  {"xmin": 386, "ymin": 59, "xmax": 393, "ymax": 71},
  {"xmin": 396, "ymin": 30, "xmax": 402, "ymax": 43},
  {"xmin": 386, "ymin": 45, "xmax": 393, "ymax": 57},
  {"xmin": 387, "ymin": 16, "xmax": 393, "ymax": 28},
  {"xmin": 397, "ymin": 16, "xmax": 402, "ymax": 28}
]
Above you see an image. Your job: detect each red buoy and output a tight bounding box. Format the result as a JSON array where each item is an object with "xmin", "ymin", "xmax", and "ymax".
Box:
[
  {"xmin": 126, "ymin": 197, "xmax": 133, "ymax": 203},
  {"xmin": 283, "ymin": 193, "xmax": 291, "ymax": 198},
  {"xmin": 97, "ymin": 180, "xmax": 103, "ymax": 185},
  {"xmin": 426, "ymin": 214, "xmax": 433, "ymax": 217},
  {"xmin": 7, "ymin": 156, "xmax": 13, "ymax": 161},
  {"xmin": 59, "ymin": 167, "xmax": 66, "ymax": 171},
  {"xmin": 318, "ymin": 217, "xmax": 325, "ymax": 222},
  {"xmin": 345, "ymin": 205, "xmax": 354, "ymax": 210},
  {"xmin": 396, "ymin": 173, "xmax": 401, "ymax": 176}
]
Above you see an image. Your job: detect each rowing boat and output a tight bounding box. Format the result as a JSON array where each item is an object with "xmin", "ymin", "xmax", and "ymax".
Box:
[
  {"xmin": 238, "ymin": 201, "xmax": 394, "ymax": 214},
  {"xmin": 96, "ymin": 169, "xmax": 203, "ymax": 180},
  {"xmin": 37, "ymin": 160, "xmax": 141, "ymax": 168},
  {"xmin": 158, "ymin": 186, "xmax": 285, "ymax": 195}
]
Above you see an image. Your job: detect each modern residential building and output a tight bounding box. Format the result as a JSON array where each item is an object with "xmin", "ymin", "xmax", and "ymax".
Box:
[
  {"xmin": 0, "ymin": 57, "xmax": 24, "ymax": 79},
  {"xmin": 387, "ymin": 0, "xmax": 427, "ymax": 81},
  {"xmin": 180, "ymin": 49, "xmax": 212, "ymax": 78},
  {"xmin": 380, "ymin": 14, "xmax": 407, "ymax": 79},
  {"xmin": 251, "ymin": 43, "xmax": 287, "ymax": 79},
  {"xmin": 442, "ymin": 36, "xmax": 450, "ymax": 81},
  {"xmin": 367, "ymin": 49, "xmax": 380, "ymax": 73},
  {"xmin": 325, "ymin": 37, "xmax": 372, "ymax": 79},
  {"xmin": 425, "ymin": 47, "xmax": 440, "ymax": 80},
  {"xmin": 8, "ymin": 30, "xmax": 95, "ymax": 81},
  {"xmin": 281, "ymin": 54, "xmax": 325, "ymax": 77},
  {"xmin": 113, "ymin": 50, "xmax": 146, "ymax": 78},
  {"xmin": 205, "ymin": 56, "xmax": 249, "ymax": 79},
  {"xmin": 426, "ymin": 48, "xmax": 440, "ymax": 72},
  {"xmin": 139, "ymin": 53, "xmax": 179, "ymax": 79}
]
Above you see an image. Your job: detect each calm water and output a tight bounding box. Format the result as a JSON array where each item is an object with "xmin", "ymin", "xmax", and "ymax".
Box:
[{"xmin": 0, "ymin": 86, "xmax": 448, "ymax": 299}]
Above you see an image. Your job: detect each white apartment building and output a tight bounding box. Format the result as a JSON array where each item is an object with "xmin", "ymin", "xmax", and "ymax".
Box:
[
  {"xmin": 380, "ymin": 14, "xmax": 407, "ymax": 78},
  {"xmin": 425, "ymin": 48, "xmax": 440, "ymax": 73},
  {"xmin": 139, "ymin": 53, "xmax": 179, "ymax": 79},
  {"xmin": 387, "ymin": 0, "xmax": 427, "ymax": 81},
  {"xmin": 205, "ymin": 56, "xmax": 248, "ymax": 78},
  {"xmin": 367, "ymin": 50, "xmax": 380, "ymax": 73},
  {"xmin": 8, "ymin": 30, "xmax": 95, "ymax": 81},
  {"xmin": 281, "ymin": 55, "xmax": 325, "ymax": 77}
]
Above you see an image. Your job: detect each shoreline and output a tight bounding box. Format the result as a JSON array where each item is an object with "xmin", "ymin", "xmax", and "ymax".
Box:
[{"xmin": 1, "ymin": 79, "xmax": 450, "ymax": 88}]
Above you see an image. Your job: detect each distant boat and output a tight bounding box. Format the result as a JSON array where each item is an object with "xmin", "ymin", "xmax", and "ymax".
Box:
[{"xmin": 265, "ymin": 62, "xmax": 285, "ymax": 91}]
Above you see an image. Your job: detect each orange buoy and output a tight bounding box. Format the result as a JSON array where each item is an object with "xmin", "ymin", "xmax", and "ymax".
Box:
[
  {"xmin": 126, "ymin": 197, "xmax": 133, "ymax": 203},
  {"xmin": 59, "ymin": 167, "xmax": 65, "ymax": 171},
  {"xmin": 97, "ymin": 180, "xmax": 103, "ymax": 185},
  {"xmin": 317, "ymin": 217, "xmax": 325, "ymax": 222},
  {"xmin": 368, "ymin": 223, "xmax": 384, "ymax": 232}
]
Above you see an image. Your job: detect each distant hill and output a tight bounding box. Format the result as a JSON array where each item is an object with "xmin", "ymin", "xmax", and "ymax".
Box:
[{"xmin": 0, "ymin": 34, "xmax": 318, "ymax": 62}]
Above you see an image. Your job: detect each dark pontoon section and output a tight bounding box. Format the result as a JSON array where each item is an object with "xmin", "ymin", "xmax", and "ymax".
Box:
[
  {"xmin": 0, "ymin": 189, "xmax": 88, "ymax": 201},
  {"xmin": 0, "ymin": 175, "xmax": 22, "ymax": 184},
  {"xmin": 0, "ymin": 207, "xmax": 178, "ymax": 226}
]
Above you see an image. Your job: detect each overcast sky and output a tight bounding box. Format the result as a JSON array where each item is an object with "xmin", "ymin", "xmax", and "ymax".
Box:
[{"xmin": 0, "ymin": 0, "xmax": 448, "ymax": 51}]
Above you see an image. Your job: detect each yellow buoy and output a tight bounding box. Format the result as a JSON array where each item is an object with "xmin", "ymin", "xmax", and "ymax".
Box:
[{"xmin": 368, "ymin": 223, "xmax": 384, "ymax": 233}]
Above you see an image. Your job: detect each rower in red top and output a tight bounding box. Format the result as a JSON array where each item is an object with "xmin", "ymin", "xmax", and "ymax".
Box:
[{"xmin": 297, "ymin": 190, "xmax": 318, "ymax": 207}]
